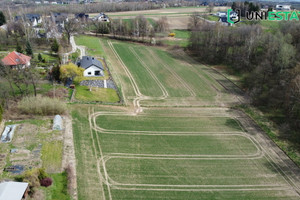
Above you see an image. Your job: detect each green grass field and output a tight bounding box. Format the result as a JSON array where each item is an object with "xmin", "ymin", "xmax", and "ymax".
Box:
[
  {"xmin": 41, "ymin": 141, "xmax": 63, "ymax": 173},
  {"xmin": 75, "ymin": 86, "xmax": 120, "ymax": 102},
  {"xmin": 72, "ymin": 36, "xmax": 300, "ymax": 200},
  {"xmin": 75, "ymin": 35, "xmax": 105, "ymax": 56}
]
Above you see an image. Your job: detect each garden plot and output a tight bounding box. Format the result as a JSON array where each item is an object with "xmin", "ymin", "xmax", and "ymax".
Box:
[{"xmin": 0, "ymin": 119, "xmax": 64, "ymax": 174}]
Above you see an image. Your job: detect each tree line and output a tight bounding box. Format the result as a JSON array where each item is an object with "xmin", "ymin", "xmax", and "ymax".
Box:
[
  {"xmin": 188, "ymin": 20, "xmax": 300, "ymax": 134},
  {"xmin": 91, "ymin": 15, "xmax": 169, "ymax": 43}
]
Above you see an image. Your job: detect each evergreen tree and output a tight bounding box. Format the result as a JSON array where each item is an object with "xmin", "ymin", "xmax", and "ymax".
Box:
[
  {"xmin": 0, "ymin": 11, "xmax": 6, "ymax": 26},
  {"xmin": 231, "ymin": 2, "xmax": 237, "ymax": 10},
  {"xmin": 51, "ymin": 39, "xmax": 59, "ymax": 53},
  {"xmin": 16, "ymin": 43, "xmax": 23, "ymax": 53},
  {"xmin": 38, "ymin": 53, "xmax": 43, "ymax": 62},
  {"xmin": 25, "ymin": 41, "xmax": 33, "ymax": 57}
]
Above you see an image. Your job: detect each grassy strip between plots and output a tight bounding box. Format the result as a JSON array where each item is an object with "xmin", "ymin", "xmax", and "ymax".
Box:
[
  {"xmin": 42, "ymin": 172, "xmax": 70, "ymax": 200},
  {"xmin": 41, "ymin": 141, "xmax": 63, "ymax": 173},
  {"xmin": 111, "ymin": 189, "xmax": 300, "ymax": 200},
  {"xmin": 75, "ymin": 85, "xmax": 120, "ymax": 103},
  {"xmin": 96, "ymin": 114, "xmax": 241, "ymax": 132},
  {"xmin": 72, "ymin": 108, "xmax": 104, "ymax": 200},
  {"xmin": 238, "ymin": 105, "xmax": 300, "ymax": 167},
  {"xmin": 98, "ymin": 133, "xmax": 258, "ymax": 155},
  {"xmin": 202, "ymin": 15, "xmax": 220, "ymax": 22}
]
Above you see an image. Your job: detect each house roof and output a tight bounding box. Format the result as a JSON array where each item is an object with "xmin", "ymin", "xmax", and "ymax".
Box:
[
  {"xmin": 15, "ymin": 14, "xmax": 41, "ymax": 23},
  {"xmin": 52, "ymin": 12, "xmax": 68, "ymax": 23},
  {"xmin": 75, "ymin": 13, "xmax": 89, "ymax": 19},
  {"xmin": 0, "ymin": 182, "xmax": 28, "ymax": 200},
  {"xmin": 1, "ymin": 51, "xmax": 31, "ymax": 66},
  {"xmin": 219, "ymin": 16, "xmax": 228, "ymax": 23},
  {"xmin": 79, "ymin": 56, "xmax": 104, "ymax": 70}
]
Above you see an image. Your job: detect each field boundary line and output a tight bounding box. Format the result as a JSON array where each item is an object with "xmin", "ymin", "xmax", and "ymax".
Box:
[
  {"xmin": 103, "ymin": 154, "xmax": 264, "ymax": 161},
  {"xmin": 108, "ymin": 41, "xmax": 141, "ymax": 97},
  {"xmin": 99, "ymin": 39, "xmax": 128, "ymax": 106},
  {"xmin": 89, "ymin": 107, "xmax": 112, "ymax": 200},
  {"xmin": 111, "ymin": 186, "xmax": 292, "ymax": 192},
  {"xmin": 129, "ymin": 47, "xmax": 168, "ymax": 98}
]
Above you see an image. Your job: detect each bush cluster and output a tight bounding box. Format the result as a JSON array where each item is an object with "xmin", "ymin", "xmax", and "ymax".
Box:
[
  {"xmin": 40, "ymin": 177, "xmax": 53, "ymax": 187},
  {"xmin": 15, "ymin": 168, "xmax": 53, "ymax": 194},
  {"xmin": 18, "ymin": 95, "xmax": 67, "ymax": 115}
]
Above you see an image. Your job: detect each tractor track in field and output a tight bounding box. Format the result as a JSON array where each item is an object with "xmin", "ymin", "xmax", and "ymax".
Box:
[
  {"xmin": 129, "ymin": 47, "xmax": 169, "ymax": 98},
  {"xmin": 147, "ymin": 48, "xmax": 196, "ymax": 97}
]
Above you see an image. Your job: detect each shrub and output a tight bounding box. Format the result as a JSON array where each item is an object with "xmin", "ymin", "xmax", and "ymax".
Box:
[
  {"xmin": 23, "ymin": 169, "xmax": 40, "ymax": 188},
  {"xmin": 40, "ymin": 177, "xmax": 53, "ymax": 187},
  {"xmin": 18, "ymin": 95, "xmax": 67, "ymax": 115},
  {"xmin": 168, "ymin": 33, "xmax": 175, "ymax": 37},
  {"xmin": 38, "ymin": 168, "xmax": 48, "ymax": 180}
]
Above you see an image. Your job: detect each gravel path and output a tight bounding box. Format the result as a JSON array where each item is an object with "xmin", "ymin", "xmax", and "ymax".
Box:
[{"xmin": 80, "ymin": 80, "xmax": 117, "ymax": 90}]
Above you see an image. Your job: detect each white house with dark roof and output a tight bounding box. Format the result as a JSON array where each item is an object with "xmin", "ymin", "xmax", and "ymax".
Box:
[
  {"xmin": 78, "ymin": 56, "xmax": 104, "ymax": 77},
  {"xmin": 276, "ymin": 5, "xmax": 291, "ymax": 11}
]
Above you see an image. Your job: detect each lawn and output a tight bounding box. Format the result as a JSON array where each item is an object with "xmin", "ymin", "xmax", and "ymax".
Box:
[
  {"xmin": 41, "ymin": 141, "xmax": 63, "ymax": 173},
  {"xmin": 202, "ymin": 14, "xmax": 220, "ymax": 22},
  {"xmin": 43, "ymin": 172, "xmax": 71, "ymax": 200},
  {"xmin": 74, "ymin": 35, "xmax": 105, "ymax": 56},
  {"xmin": 75, "ymin": 85, "xmax": 119, "ymax": 103},
  {"xmin": 172, "ymin": 29, "xmax": 190, "ymax": 39}
]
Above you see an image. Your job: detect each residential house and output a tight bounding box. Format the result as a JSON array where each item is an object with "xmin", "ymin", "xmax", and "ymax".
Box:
[
  {"xmin": 0, "ymin": 181, "xmax": 29, "ymax": 200},
  {"xmin": 15, "ymin": 14, "xmax": 42, "ymax": 27},
  {"xmin": 51, "ymin": 12, "xmax": 68, "ymax": 32},
  {"xmin": 218, "ymin": 16, "xmax": 232, "ymax": 26},
  {"xmin": 0, "ymin": 24, "xmax": 7, "ymax": 32},
  {"xmin": 1, "ymin": 51, "xmax": 31, "ymax": 68},
  {"xmin": 77, "ymin": 56, "xmax": 104, "ymax": 77},
  {"xmin": 276, "ymin": 5, "xmax": 291, "ymax": 11},
  {"xmin": 75, "ymin": 13, "xmax": 89, "ymax": 22},
  {"xmin": 215, "ymin": 12, "xmax": 226, "ymax": 17},
  {"xmin": 215, "ymin": 11, "xmax": 237, "ymax": 20},
  {"xmin": 93, "ymin": 13, "xmax": 109, "ymax": 22}
]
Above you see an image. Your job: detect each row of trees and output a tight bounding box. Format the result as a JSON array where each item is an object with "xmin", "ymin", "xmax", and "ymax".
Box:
[
  {"xmin": 188, "ymin": 21, "xmax": 300, "ymax": 131},
  {"xmin": 92, "ymin": 15, "xmax": 169, "ymax": 42}
]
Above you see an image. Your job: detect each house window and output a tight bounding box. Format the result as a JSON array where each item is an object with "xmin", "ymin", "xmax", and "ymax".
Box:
[
  {"xmin": 95, "ymin": 71, "xmax": 100, "ymax": 76},
  {"xmin": 88, "ymin": 72, "xmax": 91, "ymax": 75}
]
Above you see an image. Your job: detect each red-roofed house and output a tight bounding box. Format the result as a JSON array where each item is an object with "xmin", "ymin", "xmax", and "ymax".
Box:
[{"xmin": 1, "ymin": 51, "xmax": 31, "ymax": 68}]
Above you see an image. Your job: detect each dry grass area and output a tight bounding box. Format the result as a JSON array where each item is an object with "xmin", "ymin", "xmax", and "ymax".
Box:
[{"xmin": 101, "ymin": 6, "xmax": 228, "ymax": 16}]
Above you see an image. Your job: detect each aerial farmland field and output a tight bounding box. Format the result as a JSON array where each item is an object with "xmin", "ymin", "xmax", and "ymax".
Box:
[{"xmin": 72, "ymin": 36, "xmax": 300, "ymax": 200}]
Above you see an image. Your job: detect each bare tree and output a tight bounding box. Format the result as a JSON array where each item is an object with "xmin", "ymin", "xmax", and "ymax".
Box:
[
  {"xmin": 63, "ymin": 19, "xmax": 78, "ymax": 44},
  {"xmin": 135, "ymin": 15, "xmax": 148, "ymax": 40},
  {"xmin": 155, "ymin": 17, "xmax": 169, "ymax": 33},
  {"xmin": 206, "ymin": 3, "xmax": 214, "ymax": 13},
  {"xmin": 188, "ymin": 12, "xmax": 201, "ymax": 31}
]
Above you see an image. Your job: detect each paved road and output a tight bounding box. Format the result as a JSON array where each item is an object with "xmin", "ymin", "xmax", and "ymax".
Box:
[{"xmin": 62, "ymin": 35, "xmax": 86, "ymax": 64}]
